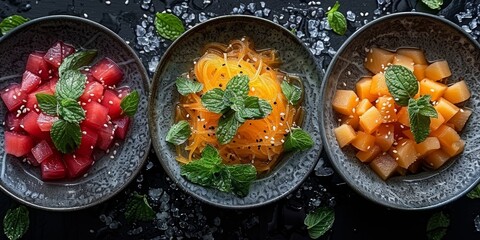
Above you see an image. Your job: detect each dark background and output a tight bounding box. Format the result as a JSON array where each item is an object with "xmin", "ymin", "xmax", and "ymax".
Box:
[{"xmin": 1, "ymin": 0, "xmax": 480, "ymax": 239}]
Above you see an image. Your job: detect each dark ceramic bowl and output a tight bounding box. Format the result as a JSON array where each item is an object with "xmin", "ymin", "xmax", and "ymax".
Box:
[
  {"xmin": 0, "ymin": 15, "xmax": 150, "ymax": 210},
  {"xmin": 149, "ymin": 16, "xmax": 323, "ymax": 209},
  {"xmin": 321, "ymin": 12, "xmax": 480, "ymax": 210}
]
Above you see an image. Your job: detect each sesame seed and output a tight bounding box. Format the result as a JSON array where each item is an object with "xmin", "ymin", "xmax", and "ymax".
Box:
[
  {"xmin": 342, "ymin": 82, "xmax": 347, "ymax": 87},
  {"xmin": 108, "ymin": 100, "xmax": 113, "ymax": 105},
  {"xmin": 392, "ymin": 149, "xmax": 397, "ymax": 153},
  {"xmin": 103, "ymin": 124, "xmax": 108, "ymax": 128},
  {"xmin": 20, "ymin": 124, "xmax": 24, "ymax": 128},
  {"xmin": 110, "ymin": 155, "xmax": 114, "ymax": 159},
  {"xmin": 89, "ymin": 93, "xmax": 95, "ymax": 96},
  {"xmin": 367, "ymin": 145, "xmax": 371, "ymax": 150},
  {"xmin": 12, "ymin": 95, "xmax": 17, "ymax": 99}
]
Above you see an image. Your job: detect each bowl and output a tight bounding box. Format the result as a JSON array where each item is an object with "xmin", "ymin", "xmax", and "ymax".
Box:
[
  {"xmin": 0, "ymin": 15, "xmax": 150, "ymax": 210},
  {"xmin": 321, "ymin": 12, "xmax": 480, "ymax": 210},
  {"xmin": 149, "ymin": 16, "xmax": 323, "ymax": 209}
]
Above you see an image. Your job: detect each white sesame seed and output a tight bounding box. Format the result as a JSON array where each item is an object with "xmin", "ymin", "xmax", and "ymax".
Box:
[
  {"xmin": 20, "ymin": 124, "xmax": 24, "ymax": 128},
  {"xmin": 108, "ymin": 100, "xmax": 113, "ymax": 105}
]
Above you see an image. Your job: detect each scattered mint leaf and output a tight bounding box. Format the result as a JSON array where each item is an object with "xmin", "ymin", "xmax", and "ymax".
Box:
[
  {"xmin": 281, "ymin": 81, "xmax": 302, "ymax": 105},
  {"xmin": 35, "ymin": 93, "xmax": 58, "ymax": 116},
  {"xmin": 468, "ymin": 184, "xmax": 480, "ymax": 199},
  {"xmin": 224, "ymin": 75, "xmax": 250, "ymax": 99},
  {"xmin": 422, "ymin": 0, "xmax": 443, "ymax": 10},
  {"xmin": 58, "ymin": 98, "xmax": 85, "ymax": 123},
  {"xmin": 216, "ymin": 110, "xmax": 242, "ymax": 145},
  {"xmin": 304, "ymin": 207, "xmax": 335, "ymax": 239},
  {"xmin": 125, "ymin": 193, "xmax": 155, "ymax": 223},
  {"xmin": 284, "ymin": 128, "xmax": 314, "ymax": 152},
  {"xmin": 175, "ymin": 77, "xmax": 203, "ymax": 96},
  {"xmin": 201, "ymin": 88, "xmax": 228, "ymax": 113},
  {"xmin": 240, "ymin": 96, "xmax": 272, "ymax": 119},
  {"xmin": 327, "ymin": 2, "xmax": 347, "ymax": 36},
  {"xmin": 120, "ymin": 90, "xmax": 140, "ymax": 117},
  {"xmin": 154, "ymin": 13, "xmax": 185, "ymax": 41},
  {"xmin": 50, "ymin": 119, "xmax": 82, "ymax": 154},
  {"xmin": 3, "ymin": 205, "xmax": 29, "ymax": 240},
  {"xmin": 426, "ymin": 212, "xmax": 449, "ymax": 240},
  {"xmin": 226, "ymin": 164, "xmax": 257, "ymax": 197},
  {"xmin": 408, "ymin": 96, "xmax": 437, "ymax": 143},
  {"xmin": 56, "ymin": 70, "xmax": 87, "ymax": 100},
  {"xmin": 385, "ymin": 65, "xmax": 419, "ymax": 106},
  {"xmin": 58, "ymin": 50, "xmax": 97, "ymax": 77},
  {"xmin": 165, "ymin": 120, "xmax": 191, "ymax": 145},
  {"xmin": 0, "ymin": 15, "xmax": 29, "ymax": 36}
]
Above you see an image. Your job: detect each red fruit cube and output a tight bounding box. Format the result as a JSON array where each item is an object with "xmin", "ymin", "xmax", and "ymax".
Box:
[
  {"xmin": 76, "ymin": 125, "xmax": 98, "ymax": 156},
  {"xmin": 48, "ymin": 76, "xmax": 59, "ymax": 93},
  {"xmin": 21, "ymin": 111, "xmax": 44, "ymax": 138},
  {"xmin": 26, "ymin": 52, "xmax": 51, "ymax": 80},
  {"xmin": 43, "ymin": 41, "xmax": 76, "ymax": 67},
  {"xmin": 83, "ymin": 101, "xmax": 109, "ymax": 130},
  {"xmin": 64, "ymin": 154, "xmax": 93, "ymax": 178},
  {"xmin": 37, "ymin": 113, "xmax": 58, "ymax": 132},
  {"xmin": 1, "ymin": 84, "xmax": 27, "ymax": 112},
  {"xmin": 115, "ymin": 86, "xmax": 131, "ymax": 99},
  {"xmin": 80, "ymin": 81, "xmax": 104, "ymax": 103},
  {"xmin": 81, "ymin": 70, "xmax": 96, "ymax": 83},
  {"xmin": 5, "ymin": 112, "xmax": 22, "ymax": 132},
  {"xmin": 5, "ymin": 131, "xmax": 34, "ymax": 157},
  {"xmin": 113, "ymin": 116, "xmax": 130, "ymax": 140},
  {"xmin": 91, "ymin": 58, "xmax": 124, "ymax": 86},
  {"xmin": 31, "ymin": 140, "xmax": 54, "ymax": 164},
  {"xmin": 25, "ymin": 153, "xmax": 39, "ymax": 167},
  {"xmin": 41, "ymin": 152, "xmax": 66, "ymax": 180},
  {"xmin": 20, "ymin": 70, "xmax": 42, "ymax": 93},
  {"xmin": 96, "ymin": 122, "xmax": 116, "ymax": 150},
  {"xmin": 101, "ymin": 90, "xmax": 122, "ymax": 119}
]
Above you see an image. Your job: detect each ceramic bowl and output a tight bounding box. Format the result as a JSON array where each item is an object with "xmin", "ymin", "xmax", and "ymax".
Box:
[
  {"xmin": 321, "ymin": 12, "xmax": 480, "ymax": 210},
  {"xmin": 0, "ymin": 15, "xmax": 150, "ymax": 210},
  {"xmin": 149, "ymin": 16, "xmax": 323, "ymax": 209}
]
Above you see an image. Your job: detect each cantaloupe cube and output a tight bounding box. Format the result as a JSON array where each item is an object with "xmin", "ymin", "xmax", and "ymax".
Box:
[
  {"xmin": 334, "ymin": 124, "xmax": 357, "ymax": 148},
  {"xmin": 414, "ymin": 137, "xmax": 440, "ymax": 158},
  {"xmin": 448, "ymin": 108, "xmax": 472, "ymax": 131},
  {"xmin": 364, "ymin": 47, "xmax": 395, "ymax": 74},
  {"xmin": 370, "ymin": 72, "xmax": 391, "ymax": 96},
  {"xmin": 375, "ymin": 124, "xmax": 395, "ymax": 151},
  {"xmin": 355, "ymin": 98, "xmax": 373, "ymax": 116},
  {"xmin": 425, "ymin": 60, "xmax": 451, "ymax": 81},
  {"xmin": 332, "ymin": 90, "xmax": 359, "ymax": 116},
  {"xmin": 396, "ymin": 48, "xmax": 428, "ymax": 65},
  {"xmin": 397, "ymin": 107, "xmax": 410, "ymax": 127},
  {"xmin": 443, "ymin": 80, "xmax": 471, "ymax": 104},
  {"xmin": 419, "ymin": 78, "xmax": 447, "ymax": 101},
  {"xmin": 356, "ymin": 77, "xmax": 377, "ymax": 102},
  {"xmin": 413, "ymin": 64, "xmax": 428, "ymax": 81},
  {"xmin": 359, "ymin": 106, "xmax": 383, "ymax": 134},
  {"xmin": 430, "ymin": 112, "xmax": 445, "ymax": 131},
  {"xmin": 393, "ymin": 54, "xmax": 414, "ymax": 71},
  {"xmin": 431, "ymin": 125, "xmax": 463, "ymax": 157},
  {"xmin": 390, "ymin": 139, "xmax": 417, "ymax": 169},
  {"xmin": 424, "ymin": 149, "xmax": 451, "ymax": 169},
  {"xmin": 341, "ymin": 113, "xmax": 359, "ymax": 130},
  {"xmin": 356, "ymin": 144, "xmax": 381, "ymax": 163},
  {"xmin": 370, "ymin": 154, "xmax": 398, "ymax": 180},
  {"xmin": 375, "ymin": 96, "xmax": 398, "ymax": 123},
  {"xmin": 351, "ymin": 131, "xmax": 376, "ymax": 152},
  {"xmin": 408, "ymin": 160, "xmax": 422, "ymax": 173},
  {"xmin": 434, "ymin": 98, "xmax": 459, "ymax": 122}
]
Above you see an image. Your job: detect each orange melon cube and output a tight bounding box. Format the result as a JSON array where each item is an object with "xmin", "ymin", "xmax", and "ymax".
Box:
[
  {"xmin": 356, "ymin": 77, "xmax": 377, "ymax": 102},
  {"xmin": 431, "ymin": 125, "xmax": 463, "ymax": 157},
  {"xmin": 413, "ymin": 64, "xmax": 428, "ymax": 81},
  {"xmin": 424, "ymin": 149, "xmax": 451, "ymax": 170},
  {"xmin": 332, "ymin": 90, "xmax": 359, "ymax": 116},
  {"xmin": 364, "ymin": 47, "xmax": 395, "ymax": 74},
  {"xmin": 370, "ymin": 154, "xmax": 398, "ymax": 180},
  {"xmin": 375, "ymin": 96, "xmax": 398, "ymax": 123},
  {"xmin": 393, "ymin": 54, "xmax": 414, "ymax": 71},
  {"xmin": 359, "ymin": 106, "xmax": 383, "ymax": 134},
  {"xmin": 448, "ymin": 108, "xmax": 472, "ymax": 132},
  {"xmin": 370, "ymin": 72, "xmax": 391, "ymax": 96},
  {"xmin": 396, "ymin": 48, "xmax": 428, "ymax": 65},
  {"xmin": 419, "ymin": 78, "xmax": 447, "ymax": 101},
  {"xmin": 429, "ymin": 112, "xmax": 445, "ymax": 131},
  {"xmin": 390, "ymin": 139, "xmax": 417, "ymax": 169},
  {"xmin": 443, "ymin": 80, "xmax": 471, "ymax": 104},
  {"xmin": 351, "ymin": 131, "xmax": 376, "ymax": 152},
  {"xmin": 397, "ymin": 107, "xmax": 410, "ymax": 127},
  {"xmin": 408, "ymin": 160, "xmax": 422, "ymax": 173},
  {"xmin": 425, "ymin": 60, "xmax": 451, "ymax": 81},
  {"xmin": 414, "ymin": 137, "xmax": 440, "ymax": 158},
  {"xmin": 356, "ymin": 144, "xmax": 381, "ymax": 163},
  {"xmin": 375, "ymin": 124, "xmax": 395, "ymax": 151},
  {"xmin": 334, "ymin": 124, "xmax": 357, "ymax": 148},
  {"xmin": 434, "ymin": 98, "xmax": 459, "ymax": 122},
  {"xmin": 341, "ymin": 113, "xmax": 359, "ymax": 130},
  {"xmin": 355, "ymin": 98, "xmax": 373, "ymax": 116}
]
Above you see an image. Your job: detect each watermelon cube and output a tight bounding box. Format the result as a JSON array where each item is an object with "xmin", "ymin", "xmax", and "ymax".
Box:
[
  {"xmin": 76, "ymin": 125, "xmax": 98, "ymax": 156},
  {"xmin": 80, "ymin": 81, "xmax": 104, "ymax": 103},
  {"xmin": 25, "ymin": 153, "xmax": 39, "ymax": 167},
  {"xmin": 21, "ymin": 111, "xmax": 44, "ymax": 138},
  {"xmin": 96, "ymin": 122, "xmax": 116, "ymax": 150},
  {"xmin": 83, "ymin": 101, "xmax": 109, "ymax": 130},
  {"xmin": 37, "ymin": 113, "xmax": 58, "ymax": 132},
  {"xmin": 48, "ymin": 76, "xmax": 59, "ymax": 93},
  {"xmin": 1, "ymin": 84, "xmax": 27, "ymax": 112},
  {"xmin": 20, "ymin": 70, "xmax": 42, "ymax": 93},
  {"xmin": 101, "ymin": 89, "xmax": 122, "ymax": 119},
  {"xmin": 5, "ymin": 131, "xmax": 34, "ymax": 157},
  {"xmin": 5, "ymin": 112, "xmax": 22, "ymax": 132},
  {"xmin": 31, "ymin": 140, "xmax": 54, "ymax": 164},
  {"xmin": 64, "ymin": 154, "xmax": 93, "ymax": 178},
  {"xmin": 115, "ymin": 86, "xmax": 131, "ymax": 99},
  {"xmin": 113, "ymin": 116, "xmax": 130, "ymax": 140},
  {"xmin": 41, "ymin": 152, "xmax": 66, "ymax": 180},
  {"xmin": 43, "ymin": 41, "xmax": 76, "ymax": 67},
  {"xmin": 90, "ymin": 58, "xmax": 123, "ymax": 86},
  {"xmin": 26, "ymin": 52, "xmax": 51, "ymax": 80}
]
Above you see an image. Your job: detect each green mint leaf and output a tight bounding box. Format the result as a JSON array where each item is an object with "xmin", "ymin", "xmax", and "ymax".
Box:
[
  {"xmin": 35, "ymin": 93, "xmax": 58, "ymax": 116},
  {"xmin": 467, "ymin": 184, "xmax": 480, "ymax": 199},
  {"xmin": 0, "ymin": 15, "xmax": 29, "ymax": 36},
  {"xmin": 230, "ymin": 97, "xmax": 245, "ymax": 113},
  {"xmin": 327, "ymin": 2, "xmax": 347, "ymax": 36},
  {"xmin": 216, "ymin": 110, "xmax": 242, "ymax": 144},
  {"xmin": 120, "ymin": 90, "xmax": 140, "ymax": 117},
  {"xmin": 154, "ymin": 13, "xmax": 185, "ymax": 41},
  {"xmin": 385, "ymin": 65, "xmax": 419, "ymax": 106},
  {"xmin": 56, "ymin": 70, "xmax": 87, "ymax": 100},
  {"xmin": 284, "ymin": 128, "xmax": 314, "ymax": 152},
  {"xmin": 201, "ymin": 88, "xmax": 228, "ymax": 113},
  {"xmin": 175, "ymin": 77, "xmax": 203, "ymax": 96},
  {"xmin": 416, "ymin": 95, "xmax": 438, "ymax": 118},
  {"xmin": 280, "ymin": 81, "xmax": 302, "ymax": 105},
  {"xmin": 408, "ymin": 98, "xmax": 432, "ymax": 143},
  {"xmin": 239, "ymin": 96, "xmax": 272, "ymax": 119},
  {"xmin": 304, "ymin": 207, "xmax": 335, "ymax": 239},
  {"xmin": 58, "ymin": 98, "xmax": 85, "ymax": 123},
  {"xmin": 422, "ymin": 0, "xmax": 443, "ymax": 10},
  {"xmin": 165, "ymin": 120, "xmax": 191, "ymax": 145},
  {"xmin": 124, "ymin": 193, "xmax": 155, "ymax": 223},
  {"xmin": 426, "ymin": 212, "xmax": 449, "ymax": 240},
  {"xmin": 58, "ymin": 50, "xmax": 97, "ymax": 77},
  {"xmin": 224, "ymin": 75, "xmax": 250, "ymax": 99},
  {"xmin": 180, "ymin": 145, "xmax": 223, "ymax": 186},
  {"xmin": 3, "ymin": 205, "xmax": 29, "ymax": 240},
  {"xmin": 50, "ymin": 119, "xmax": 82, "ymax": 154},
  {"xmin": 226, "ymin": 164, "xmax": 257, "ymax": 197}
]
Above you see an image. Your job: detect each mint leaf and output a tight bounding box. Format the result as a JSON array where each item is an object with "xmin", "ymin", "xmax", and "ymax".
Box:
[
  {"xmin": 226, "ymin": 164, "xmax": 257, "ymax": 197},
  {"xmin": 422, "ymin": 0, "xmax": 443, "ymax": 10},
  {"xmin": 416, "ymin": 95, "xmax": 438, "ymax": 118},
  {"xmin": 230, "ymin": 96, "xmax": 245, "ymax": 113},
  {"xmin": 50, "ymin": 119, "xmax": 82, "ymax": 154},
  {"xmin": 176, "ymin": 77, "xmax": 203, "ymax": 96},
  {"xmin": 35, "ymin": 93, "xmax": 58, "ymax": 116},
  {"xmin": 304, "ymin": 207, "xmax": 335, "ymax": 239},
  {"xmin": 154, "ymin": 13, "xmax": 185, "ymax": 41},
  {"xmin": 3, "ymin": 205, "xmax": 29, "ymax": 240},
  {"xmin": 165, "ymin": 120, "xmax": 191, "ymax": 145},
  {"xmin": 120, "ymin": 90, "xmax": 140, "ymax": 117},
  {"xmin": 284, "ymin": 128, "xmax": 314, "ymax": 152},
  {"xmin": 426, "ymin": 212, "xmax": 449, "ymax": 240},
  {"xmin": 125, "ymin": 193, "xmax": 155, "ymax": 223},
  {"xmin": 281, "ymin": 81, "xmax": 302, "ymax": 105},
  {"xmin": 201, "ymin": 88, "xmax": 228, "ymax": 113},
  {"xmin": 327, "ymin": 2, "xmax": 347, "ymax": 36},
  {"xmin": 408, "ymin": 97, "xmax": 435, "ymax": 143},
  {"xmin": 224, "ymin": 75, "xmax": 250, "ymax": 99},
  {"xmin": 467, "ymin": 184, "xmax": 480, "ymax": 199},
  {"xmin": 58, "ymin": 50, "xmax": 97, "ymax": 77},
  {"xmin": 56, "ymin": 70, "xmax": 87, "ymax": 100},
  {"xmin": 216, "ymin": 110, "xmax": 242, "ymax": 145},
  {"xmin": 181, "ymin": 145, "xmax": 223, "ymax": 186},
  {"xmin": 385, "ymin": 65, "xmax": 419, "ymax": 106},
  {"xmin": 240, "ymin": 96, "xmax": 272, "ymax": 119},
  {"xmin": 0, "ymin": 15, "xmax": 29, "ymax": 35},
  {"xmin": 58, "ymin": 98, "xmax": 85, "ymax": 123}
]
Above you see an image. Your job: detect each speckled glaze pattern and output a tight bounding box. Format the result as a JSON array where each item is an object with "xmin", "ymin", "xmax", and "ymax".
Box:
[
  {"xmin": 149, "ymin": 16, "xmax": 323, "ymax": 209},
  {"xmin": 321, "ymin": 12, "xmax": 480, "ymax": 210},
  {"xmin": 0, "ymin": 16, "xmax": 150, "ymax": 211}
]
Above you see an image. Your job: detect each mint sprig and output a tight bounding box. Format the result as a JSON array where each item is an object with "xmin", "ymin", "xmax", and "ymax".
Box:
[
  {"xmin": 120, "ymin": 90, "xmax": 140, "ymax": 117},
  {"xmin": 284, "ymin": 128, "xmax": 314, "ymax": 152},
  {"xmin": 154, "ymin": 13, "xmax": 185, "ymax": 41},
  {"xmin": 304, "ymin": 207, "xmax": 335, "ymax": 239},
  {"xmin": 166, "ymin": 120, "xmax": 191, "ymax": 145},
  {"xmin": 175, "ymin": 77, "xmax": 203, "ymax": 96},
  {"xmin": 50, "ymin": 120, "xmax": 82, "ymax": 153},
  {"xmin": 58, "ymin": 50, "xmax": 97, "ymax": 77},
  {"xmin": 281, "ymin": 81, "xmax": 302, "ymax": 105},
  {"xmin": 35, "ymin": 93, "xmax": 58, "ymax": 116},
  {"xmin": 467, "ymin": 184, "xmax": 480, "ymax": 199},
  {"xmin": 422, "ymin": 0, "xmax": 443, "ymax": 10},
  {"xmin": 0, "ymin": 15, "xmax": 29, "ymax": 36},
  {"xmin": 3, "ymin": 205, "xmax": 29, "ymax": 240},
  {"xmin": 58, "ymin": 98, "xmax": 86, "ymax": 123},
  {"xmin": 327, "ymin": 2, "xmax": 347, "ymax": 36},
  {"xmin": 426, "ymin": 212, "xmax": 449, "ymax": 240},
  {"xmin": 124, "ymin": 193, "xmax": 155, "ymax": 223},
  {"xmin": 56, "ymin": 70, "xmax": 87, "ymax": 100}
]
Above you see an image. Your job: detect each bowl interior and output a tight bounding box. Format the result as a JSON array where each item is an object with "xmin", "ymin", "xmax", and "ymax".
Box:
[
  {"xmin": 0, "ymin": 16, "xmax": 150, "ymax": 210},
  {"xmin": 322, "ymin": 12, "xmax": 480, "ymax": 210},
  {"xmin": 149, "ymin": 16, "xmax": 323, "ymax": 208}
]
